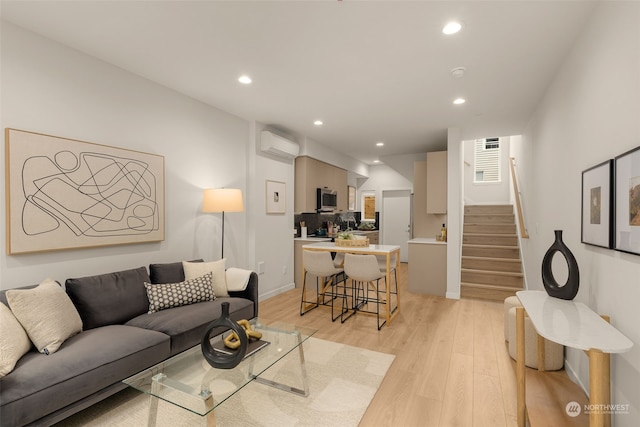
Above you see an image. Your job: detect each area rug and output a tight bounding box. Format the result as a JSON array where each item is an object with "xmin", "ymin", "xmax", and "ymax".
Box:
[{"xmin": 56, "ymin": 338, "xmax": 395, "ymax": 427}]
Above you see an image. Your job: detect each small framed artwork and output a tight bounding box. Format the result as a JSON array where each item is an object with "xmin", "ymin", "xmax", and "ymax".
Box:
[
  {"xmin": 266, "ymin": 180, "xmax": 286, "ymax": 214},
  {"xmin": 348, "ymin": 186, "xmax": 356, "ymax": 211},
  {"xmin": 614, "ymin": 145, "xmax": 640, "ymax": 255},
  {"xmin": 581, "ymin": 160, "xmax": 613, "ymax": 248}
]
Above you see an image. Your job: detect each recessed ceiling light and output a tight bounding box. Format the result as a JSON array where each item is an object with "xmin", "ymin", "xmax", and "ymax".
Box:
[
  {"xmin": 373, "ymin": 160, "xmax": 381, "ymax": 163},
  {"xmin": 376, "ymin": 142, "xmax": 384, "ymax": 147},
  {"xmin": 453, "ymin": 98, "xmax": 466, "ymax": 105},
  {"xmin": 314, "ymin": 120, "xmax": 323, "ymax": 126},
  {"xmin": 443, "ymin": 21, "xmax": 462, "ymax": 35},
  {"xmin": 238, "ymin": 75, "xmax": 252, "ymax": 84}
]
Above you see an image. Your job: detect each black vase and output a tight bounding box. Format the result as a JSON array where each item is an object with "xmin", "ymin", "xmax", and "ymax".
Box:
[
  {"xmin": 541, "ymin": 230, "xmax": 580, "ymax": 300},
  {"xmin": 201, "ymin": 302, "xmax": 248, "ymax": 369}
]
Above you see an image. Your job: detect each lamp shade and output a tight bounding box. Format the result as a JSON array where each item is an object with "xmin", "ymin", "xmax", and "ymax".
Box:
[{"xmin": 202, "ymin": 188, "xmax": 244, "ymax": 213}]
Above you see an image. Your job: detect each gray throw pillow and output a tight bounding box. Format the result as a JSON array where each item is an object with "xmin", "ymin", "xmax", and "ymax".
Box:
[{"xmin": 65, "ymin": 267, "xmax": 150, "ymax": 329}]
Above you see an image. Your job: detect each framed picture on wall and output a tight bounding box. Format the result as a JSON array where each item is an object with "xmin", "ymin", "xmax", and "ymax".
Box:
[
  {"xmin": 581, "ymin": 160, "xmax": 613, "ymax": 248},
  {"xmin": 348, "ymin": 186, "xmax": 356, "ymax": 211},
  {"xmin": 614, "ymin": 145, "xmax": 640, "ymax": 255},
  {"xmin": 5, "ymin": 128, "xmax": 165, "ymax": 254},
  {"xmin": 265, "ymin": 180, "xmax": 286, "ymax": 214}
]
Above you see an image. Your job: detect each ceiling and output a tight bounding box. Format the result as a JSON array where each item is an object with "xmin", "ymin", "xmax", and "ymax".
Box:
[{"xmin": 1, "ymin": 1, "xmax": 596, "ymax": 165}]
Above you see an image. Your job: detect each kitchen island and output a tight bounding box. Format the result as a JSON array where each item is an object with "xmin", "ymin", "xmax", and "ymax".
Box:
[
  {"xmin": 302, "ymin": 241, "xmax": 400, "ymax": 326},
  {"xmin": 408, "ymin": 237, "xmax": 447, "ymax": 296}
]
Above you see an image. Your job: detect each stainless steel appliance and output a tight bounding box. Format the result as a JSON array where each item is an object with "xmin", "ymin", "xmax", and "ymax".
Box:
[{"xmin": 317, "ymin": 187, "xmax": 337, "ymax": 212}]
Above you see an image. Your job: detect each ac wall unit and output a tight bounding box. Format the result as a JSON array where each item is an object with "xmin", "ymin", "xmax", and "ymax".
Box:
[{"xmin": 260, "ymin": 131, "xmax": 300, "ymax": 159}]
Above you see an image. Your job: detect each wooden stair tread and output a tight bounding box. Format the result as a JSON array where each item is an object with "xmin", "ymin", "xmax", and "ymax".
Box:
[
  {"xmin": 460, "ymin": 282, "xmax": 522, "ymax": 291},
  {"xmin": 462, "ymin": 268, "xmax": 523, "ymax": 278},
  {"xmin": 463, "ymin": 244, "xmax": 519, "ymax": 249},
  {"xmin": 462, "ymin": 256, "xmax": 521, "ymax": 263},
  {"xmin": 462, "ymin": 204, "xmax": 524, "ymax": 300},
  {"xmin": 463, "ymin": 233, "xmax": 517, "ymax": 237}
]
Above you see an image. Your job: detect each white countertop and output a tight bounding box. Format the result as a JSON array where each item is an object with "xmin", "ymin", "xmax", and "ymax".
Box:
[
  {"xmin": 517, "ymin": 291, "xmax": 633, "ymax": 353},
  {"xmin": 408, "ymin": 237, "xmax": 447, "ymax": 245},
  {"xmin": 294, "ymin": 237, "xmax": 332, "ymax": 242},
  {"xmin": 302, "ymin": 241, "xmax": 399, "ymax": 254}
]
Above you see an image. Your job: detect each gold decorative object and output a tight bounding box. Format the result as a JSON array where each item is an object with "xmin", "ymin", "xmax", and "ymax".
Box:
[{"xmin": 223, "ymin": 319, "xmax": 263, "ymax": 349}]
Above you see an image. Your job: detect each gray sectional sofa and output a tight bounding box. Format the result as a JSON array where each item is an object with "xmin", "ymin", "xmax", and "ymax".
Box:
[{"xmin": 0, "ymin": 261, "xmax": 258, "ymax": 427}]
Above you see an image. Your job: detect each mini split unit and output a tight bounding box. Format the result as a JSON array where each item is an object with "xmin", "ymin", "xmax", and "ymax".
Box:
[{"xmin": 260, "ymin": 131, "xmax": 300, "ymax": 159}]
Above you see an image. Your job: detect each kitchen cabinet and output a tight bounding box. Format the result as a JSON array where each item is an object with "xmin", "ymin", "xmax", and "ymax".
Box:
[
  {"xmin": 408, "ymin": 238, "xmax": 446, "ymax": 296},
  {"xmin": 295, "ymin": 156, "xmax": 347, "ymax": 213},
  {"xmin": 413, "ymin": 160, "xmax": 444, "ymax": 238},
  {"xmin": 426, "ymin": 151, "xmax": 447, "ymax": 214}
]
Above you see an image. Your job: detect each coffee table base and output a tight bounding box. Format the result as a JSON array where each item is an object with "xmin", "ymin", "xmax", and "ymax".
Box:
[{"xmin": 146, "ymin": 339, "xmax": 309, "ymax": 426}]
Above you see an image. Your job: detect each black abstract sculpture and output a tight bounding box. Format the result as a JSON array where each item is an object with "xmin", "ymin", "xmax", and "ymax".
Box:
[
  {"xmin": 201, "ymin": 302, "xmax": 248, "ymax": 369},
  {"xmin": 542, "ymin": 230, "xmax": 580, "ymax": 300}
]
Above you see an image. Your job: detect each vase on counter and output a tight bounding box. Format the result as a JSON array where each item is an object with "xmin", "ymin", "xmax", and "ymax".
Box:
[
  {"xmin": 201, "ymin": 302, "xmax": 247, "ymax": 369},
  {"xmin": 541, "ymin": 230, "xmax": 580, "ymax": 300}
]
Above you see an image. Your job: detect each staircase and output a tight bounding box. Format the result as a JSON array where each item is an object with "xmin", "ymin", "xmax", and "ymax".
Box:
[{"xmin": 461, "ymin": 205, "xmax": 523, "ymax": 301}]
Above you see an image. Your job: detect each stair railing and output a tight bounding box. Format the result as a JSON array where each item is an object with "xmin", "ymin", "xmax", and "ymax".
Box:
[{"xmin": 509, "ymin": 157, "xmax": 529, "ymax": 239}]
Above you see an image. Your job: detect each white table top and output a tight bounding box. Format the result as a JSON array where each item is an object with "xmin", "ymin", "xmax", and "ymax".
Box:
[
  {"xmin": 517, "ymin": 291, "xmax": 633, "ymax": 353},
  {"xmin": 302, "ymin": 241, "xmax": 400, "ymax": 255}
]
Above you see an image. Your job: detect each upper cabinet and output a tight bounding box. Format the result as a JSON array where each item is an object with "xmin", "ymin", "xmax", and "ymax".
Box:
[
  {"xmin": 426, "ymin": 151, "xmax": 447, "ymax": 214},
  {"xmin": 295, "ymin": 156, "xmax": 348, "ymax": 213}
]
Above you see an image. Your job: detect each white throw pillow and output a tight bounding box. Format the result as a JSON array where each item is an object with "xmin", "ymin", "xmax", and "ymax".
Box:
[
  {"xmin": 0, "ymin": 303, "xmax": 32, "ymax": 377},
  {"xmin": 183, "ymin": 259, "xmax": 228, "ymax": 297},
  {"xmin": 6, "ymin": 278, "xmax": 83, "ymax": 355}
]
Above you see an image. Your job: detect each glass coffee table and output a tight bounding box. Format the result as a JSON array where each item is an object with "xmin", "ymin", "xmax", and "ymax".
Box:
[{"xmin": 123, "ymin": 320, "xmax": 317, "ymax": 426}]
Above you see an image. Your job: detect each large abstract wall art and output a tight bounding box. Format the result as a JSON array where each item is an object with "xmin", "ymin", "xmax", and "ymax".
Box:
[{"xmin": 5, "ymin": 129, "xmax": 164, "ymax": 254}]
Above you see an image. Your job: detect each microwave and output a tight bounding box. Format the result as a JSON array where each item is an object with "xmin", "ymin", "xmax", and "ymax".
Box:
[{"xmin": 317, "ymin": 187, "xmax": 338, "ymax": 212}]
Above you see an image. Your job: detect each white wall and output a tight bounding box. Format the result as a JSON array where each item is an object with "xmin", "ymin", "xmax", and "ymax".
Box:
[
  {"xmin": 463, "ymin": 137, "xmax": 511, "ymax": 205},
  {"xmin": 249, "ymin": 123, "xmax": 297, "ymax": 299},
  {"xmin": 521, "ymin": 3, "xmax": 640, "ymax": 425},
  {"xmin": 299, "ymin": 135, "xmax": 369, "ymax": 178},
  {"xmin": 446, "ymin": 128, "xmax": 463, "ymax": 299},
  {"xmin": 1, "ymin": 23, "xmax": 251, "ymax": 287},
  {"xmin": 357, "ymin": 164, "xmax": 412, "ymax": 212}
]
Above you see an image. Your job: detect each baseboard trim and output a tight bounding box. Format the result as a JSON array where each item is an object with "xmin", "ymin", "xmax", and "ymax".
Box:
[
  {"xmin": 259, "ymin": 283, "xmax": 295, "ymax": 301},
  {"xmin": 446, "ymin": 291, "xmax": 461, "ymax": 300},
  {"xmin": 564, "ymin": 358, "xmax": 589, "ymax": 398}
]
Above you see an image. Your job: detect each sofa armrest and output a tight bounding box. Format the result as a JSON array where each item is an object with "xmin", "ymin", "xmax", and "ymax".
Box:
[{"xmin": 227, "ymin": 272, "xmax": 258, "ymax": 318}]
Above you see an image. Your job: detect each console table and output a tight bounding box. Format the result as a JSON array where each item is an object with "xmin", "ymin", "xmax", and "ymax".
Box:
[{"xmin": 516, "ymin": 291, "xmax": 633, "ymax": 427}]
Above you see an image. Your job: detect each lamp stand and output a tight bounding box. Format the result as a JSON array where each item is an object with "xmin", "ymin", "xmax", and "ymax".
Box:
[{"xmin": 221, "ymin": 211, "xmax": 225, "ymax": 259}]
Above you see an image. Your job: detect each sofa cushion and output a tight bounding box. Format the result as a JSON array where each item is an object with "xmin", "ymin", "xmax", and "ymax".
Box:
[
  {"xmin": 6, "ymin": 279, "xmax": 83, "ymax": 355},
  {"xmin": 0, "ymin": 325, "xmax": 170, "ymax": 427},
  {"xmin": 65, "ymin": 267, "xmax": 150, "ymax": 330},
  {"xmin": 126, "ymin": 297, "xmax": 254, "ymax": 355},
  {"xmin": 144, "ymin": 272, "xmax": 215, "ymax": 313},
  {"xmin": 149, "ymin": 259, "xmax": 203, "ymax": 284},
  {"xmin": 183, "ymin": 259, "xmax": 228, "ymax": 297},
  {"xmin": 0, "ymin": 303, "xmax": 32, "ymax": 377}
]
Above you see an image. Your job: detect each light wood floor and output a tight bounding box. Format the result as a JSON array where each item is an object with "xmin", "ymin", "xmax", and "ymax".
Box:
[{"xmin": 259, "ymin": 263, "xmax": 589, "ymax": 427}]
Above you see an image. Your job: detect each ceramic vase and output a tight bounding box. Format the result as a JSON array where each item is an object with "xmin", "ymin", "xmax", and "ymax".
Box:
[
  {"xmin": 201, "ymin": 302, "xmax": 248, "ymax": 369},
  {"xmin": 541, "ymin": 230, "xmax": 580, "ymax": 300}
]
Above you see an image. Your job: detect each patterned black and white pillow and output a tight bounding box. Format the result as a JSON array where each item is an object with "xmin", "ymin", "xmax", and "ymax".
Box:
[{"xmin": 144, "ymin": 272, "xmax": 215, "ymax": 314}]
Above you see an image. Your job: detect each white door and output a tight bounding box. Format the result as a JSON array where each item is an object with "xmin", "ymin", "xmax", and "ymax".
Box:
[{"xmin": 382, "ymin": 190, "xmax": 411, "ymax": 262}]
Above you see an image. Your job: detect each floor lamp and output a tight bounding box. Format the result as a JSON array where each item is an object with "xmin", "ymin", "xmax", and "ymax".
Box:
[{"xmin": 202, "ymin": 188, "xmax": 244, "ymax": 259}]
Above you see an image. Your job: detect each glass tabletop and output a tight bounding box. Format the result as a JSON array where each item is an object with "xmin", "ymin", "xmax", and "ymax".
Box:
[{"xmin": 123, "ymin": 319, "xmax": 317, "ymax": 416}]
